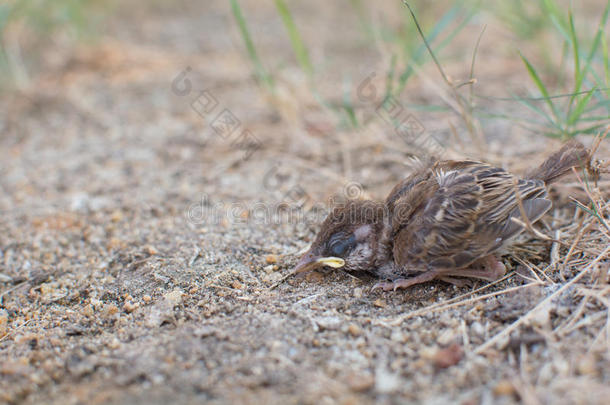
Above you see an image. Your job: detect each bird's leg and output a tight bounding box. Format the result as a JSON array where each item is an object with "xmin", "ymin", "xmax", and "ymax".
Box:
[
  {"xmin": 372, "ymin": 269, "xmax": 441, "ymax": 292},
  {"xmin": 372, "ymin": 256, "xmax": 505, "ymax": 292},
  {"xmin": 438, "ymin": 255, "xmax": 506, "ymax": 282},
  {"xmin": 437, "ymin": 276, "xmax": 473, "ymax": 287}
]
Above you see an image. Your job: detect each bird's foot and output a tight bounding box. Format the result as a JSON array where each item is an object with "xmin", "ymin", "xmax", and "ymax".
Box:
[
  {"xmin": 455, "ymin": 255, "xmax": 506, "ymax": 281},
  {"xmin": 438, "ymin": 276, "xmax": 473, "ymax": 288},
  {"xmin": 371, "ymin": 280, "xmax": 404, "ymax": 292},
  {"xmin": 371, "ymin": 257, "xmax": 506, "ymax": 293},
  {"xmin": 371, "ymin": 270, "xmax": 440, "ymax": 292}
]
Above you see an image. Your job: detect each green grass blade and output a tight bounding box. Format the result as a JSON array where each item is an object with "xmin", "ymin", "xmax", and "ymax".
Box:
[
  {"xmin": 512, "ymin": 92, "xmax": 561, "ymax": 131},
  {"xmin": 342, "ymin": 76, "xmax": 358, "ymax": 128},
  {"xmin": 230, "ymin": 0, "xmax": 274, "ymax": 91},
  {"xmin": 0, "ymin": 3, "xmax": 11, "ymax": 31},
  {"xmin": 576, "ymin": 115, "xmax": 610, "ymax": 122},
  {"xmin": 568, "ymin": 123, "xmax": 608, "ymax": 136},
  {"xmin": 349, "ymin": 0, "xmax": 374, "ymax": 40},
  {"xmin": 586, "ymin": 63, "xmax": 610, "ymax": 116},
  {"xmin": 274, "ymin": 0, "xmax": 313, "ymax": 78},
  {"xmin": 572, "ymin": 199, "xmax": 598, "ymax": 218},
  {"xmin": 518, "ymin": 51, "xmax": 561, "ymax": 124},
  {"xmin": 475, "ymin": 110, "xmax": 553, "ymax": 127},
  {"xmin": 583, "ymin": 98, "xmax": 610, "ymax": 113},
  {"xmin": 596, "ymin": 3, "xmax": 610, "ymax": 97},
  {"xmin": 404, "ymin": 103, "xmax": 451, "ymax": 112},
  {"xmin": 602, "ymin": 35, "xmax": 610, "ymax": 96},
  {"xmin": 0, "ymin": 5, "xmax": 10, "ymax": 82},
  {"xmin": 541, "ymin": 0, "xmax": 570, "ymax": 41},
  {"xmin": 469, "ymin": 25, "xmax": 486, "ymax": 101},
  {"xmin": 586, "ymin": 2, "xmax": 609, "ymax": 71},
  {"xmin": 397, "ymin": 6, "xmax": 476, "ymax": 94},
  {"xmin": 567, "ymin": 10, "xmax": 581, "ymax": 116},
  {"xmin": 435, "ymin": 7, "xmax": 477, "ymax": 55},
  {"xmin": 568, "ymin": 10, "xmax": 580, "ymax": 85},
  {"xmin": 395, "ymin": 4, "xmax": 466, "ymax": 94},
  {"xmin": 383, "ymin": 53, "xmax": 397, "ymax": 104},
  {"xmin": 568, "ymin": 88, "xmax": 596, "ymax": 125},
  {"xmin": 570, "ymin": 2, "xmax": 609, "ymax": 114}
]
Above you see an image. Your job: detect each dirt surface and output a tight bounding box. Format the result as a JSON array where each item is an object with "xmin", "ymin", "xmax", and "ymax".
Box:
[{"xmin": 1, "ymin": 1, "xmax": 609, "ymax": 404}]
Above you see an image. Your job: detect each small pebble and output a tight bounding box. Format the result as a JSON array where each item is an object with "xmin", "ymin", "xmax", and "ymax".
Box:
[
  {"xmin": 81, "ymin": 305, "xmax": 94, "ymax": 317},
  {"xmin": 164, "ymin": 289, "xmax": 183, "ymax": 306},
  {"xmin": 375, "ymin": 367, "xmax": 401, "ymax": 394},
  {"xmin": 347, "ymin": 324, "xmax": 361, "ymax": 337},
  {"xmin": 123, "ymin": 301, "xmax": 139, "ymax": 313},
  {"xmin": 493, "ymin": 379, "xmax": 516, "ymax": 396},
  {"xmin": 437, "ymin": 328, "xmax": 457, "ymax": 345},
  {"xmin": 373, "ymin": 299, "xmax": 386, "ymax": 308},
  {"xmin": 353, "ymin": 288, "xmax": 363, "ymax": 298},
  {"xmin": 107, "ymin": 338, "xmax": 121, "ymax": 349},
  {"xmin": 390, "ymin": 330, "xmax": 406, "ymax": 343},
  {"xmin": 433, "ymin": 343, "xmax": 463, "ymax": 368},
  {"xmin": 265, "ymin": 254, "xmax": 278, "ymax": 264},
  {"xmin": 110, "ymin": 210, "xmax": 123, "ymax": 222},
  {"xmin": 305, "ymin": 271, "xmax": 324, "ymax": 283},
  {"xmin": 471, "ymin": 321, "xmax": 485, "ymax": 337},
  {"xmin": 346, "ymin": 372, "xmax": 374, "ymax": 392},
  {"xmin": 104, "ymin": 304, "xmax": 119, "ymax": 317},
  {"xmin": 0, "ymin": 309, "xmax": 8, "ymax": 336},
  {"xmin": 144, "ymin": 245, "xmax": 158, "ymax": 255},
  {"xmin": 316, "ymin": 316, "xmax": 341, "ymax": 331},
  {"xmin": 577, "ymin": 355, "xmax": 597, "ymax": 376},
  {"xmin": 194, "ymin": 326, "xmax": 216, "ymax": 338}
]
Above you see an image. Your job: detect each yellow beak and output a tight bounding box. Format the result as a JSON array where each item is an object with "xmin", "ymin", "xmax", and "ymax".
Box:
[{"xmin": 292, "ymin": 252, "xmax": 345, "ymax": 274}]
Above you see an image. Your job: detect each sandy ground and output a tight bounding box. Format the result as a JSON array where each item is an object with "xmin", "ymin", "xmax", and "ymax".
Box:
[{"xmin": 1, "ymin": 1, "xmax": 609, "ymax": 404}]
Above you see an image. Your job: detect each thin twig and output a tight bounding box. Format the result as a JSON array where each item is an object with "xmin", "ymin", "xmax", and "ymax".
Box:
[
  {"xmin": 0, "ymin": 319, "xmax": 31, "ymax": 343},
  {"xmin": 376, "ymin": 273, "xmax": 547, "ymax": 327},
  {"xmin": 475, "ymin": 245, "xmax": 610, "ymax": 354},
  {"xmin": 401, "ymin": 1, "xmax": 451, "ymax": 87},
  {"xmin": 562, "ymin": 218, "xmax": 593, "ymax": 280}
]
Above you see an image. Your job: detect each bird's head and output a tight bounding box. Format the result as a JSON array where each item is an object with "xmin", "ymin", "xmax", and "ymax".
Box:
[{"xmin": 293, "ymin": 200, "xmax": 389, "ymax": 274}]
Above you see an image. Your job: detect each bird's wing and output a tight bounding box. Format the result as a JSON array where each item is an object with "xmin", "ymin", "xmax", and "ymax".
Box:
[{"xmin": 391, "ymin": 161, "xmax": 550, "ymax": 271}]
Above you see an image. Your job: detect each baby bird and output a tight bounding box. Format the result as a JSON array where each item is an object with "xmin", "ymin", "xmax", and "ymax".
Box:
[{"xmin": 293, "ymin": 140, "xmax": 589, "ymax": 291}]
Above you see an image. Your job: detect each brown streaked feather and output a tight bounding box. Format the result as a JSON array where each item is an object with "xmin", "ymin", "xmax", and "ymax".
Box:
[
  {"xmin": 525, "ymin": 139, "xmax": 589, "ymax": 183},
  {"xmin": 386, "ymin": 160, "xmax": 550, "ymax": 277}
]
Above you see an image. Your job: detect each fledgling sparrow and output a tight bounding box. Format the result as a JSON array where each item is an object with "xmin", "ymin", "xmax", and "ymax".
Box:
[{"xmin": 293, "ymin": 140, "xmax": 590, "ymax": 291}]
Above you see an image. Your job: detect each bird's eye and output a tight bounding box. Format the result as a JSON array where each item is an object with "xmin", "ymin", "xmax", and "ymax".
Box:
[{"xmin": 330, "ymin": 234, "xmax": 356, "ymax": 256}]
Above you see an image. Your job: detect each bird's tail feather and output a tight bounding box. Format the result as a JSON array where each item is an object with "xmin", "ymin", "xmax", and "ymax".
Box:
[{"xmin": 525, "ymin": 140, "xmax": 589, "ymax": 184}]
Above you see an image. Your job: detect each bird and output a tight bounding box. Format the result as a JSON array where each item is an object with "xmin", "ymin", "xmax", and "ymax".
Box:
[{"xmin": 292, "ymin": 140, "xmax": 590, "ymax": 291}]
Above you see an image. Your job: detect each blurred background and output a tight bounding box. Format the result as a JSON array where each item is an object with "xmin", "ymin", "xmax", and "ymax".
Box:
[
  {"xmin": 1, "ymin": 0, "xmax": 607, "ymax": 210},
  {"xmin": 0, "ymin": 1, "xmax": 609, "ymax": 404}
]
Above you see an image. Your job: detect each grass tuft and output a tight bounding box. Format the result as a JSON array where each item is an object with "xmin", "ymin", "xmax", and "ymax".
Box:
[
  {"xmin": 514, "ymin": 0, "xmax": 609, "ymax": 138},
  {"xmin": 0, "ymin": 0, "xmax": 112, "ymax": 89},
  {"xmin": 230, "ymin": 0, "xmax": 275, "ymax": 92},
  {"xmin": 274, "ymin": 0, "xmax": 313, "ymax": 78}
]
